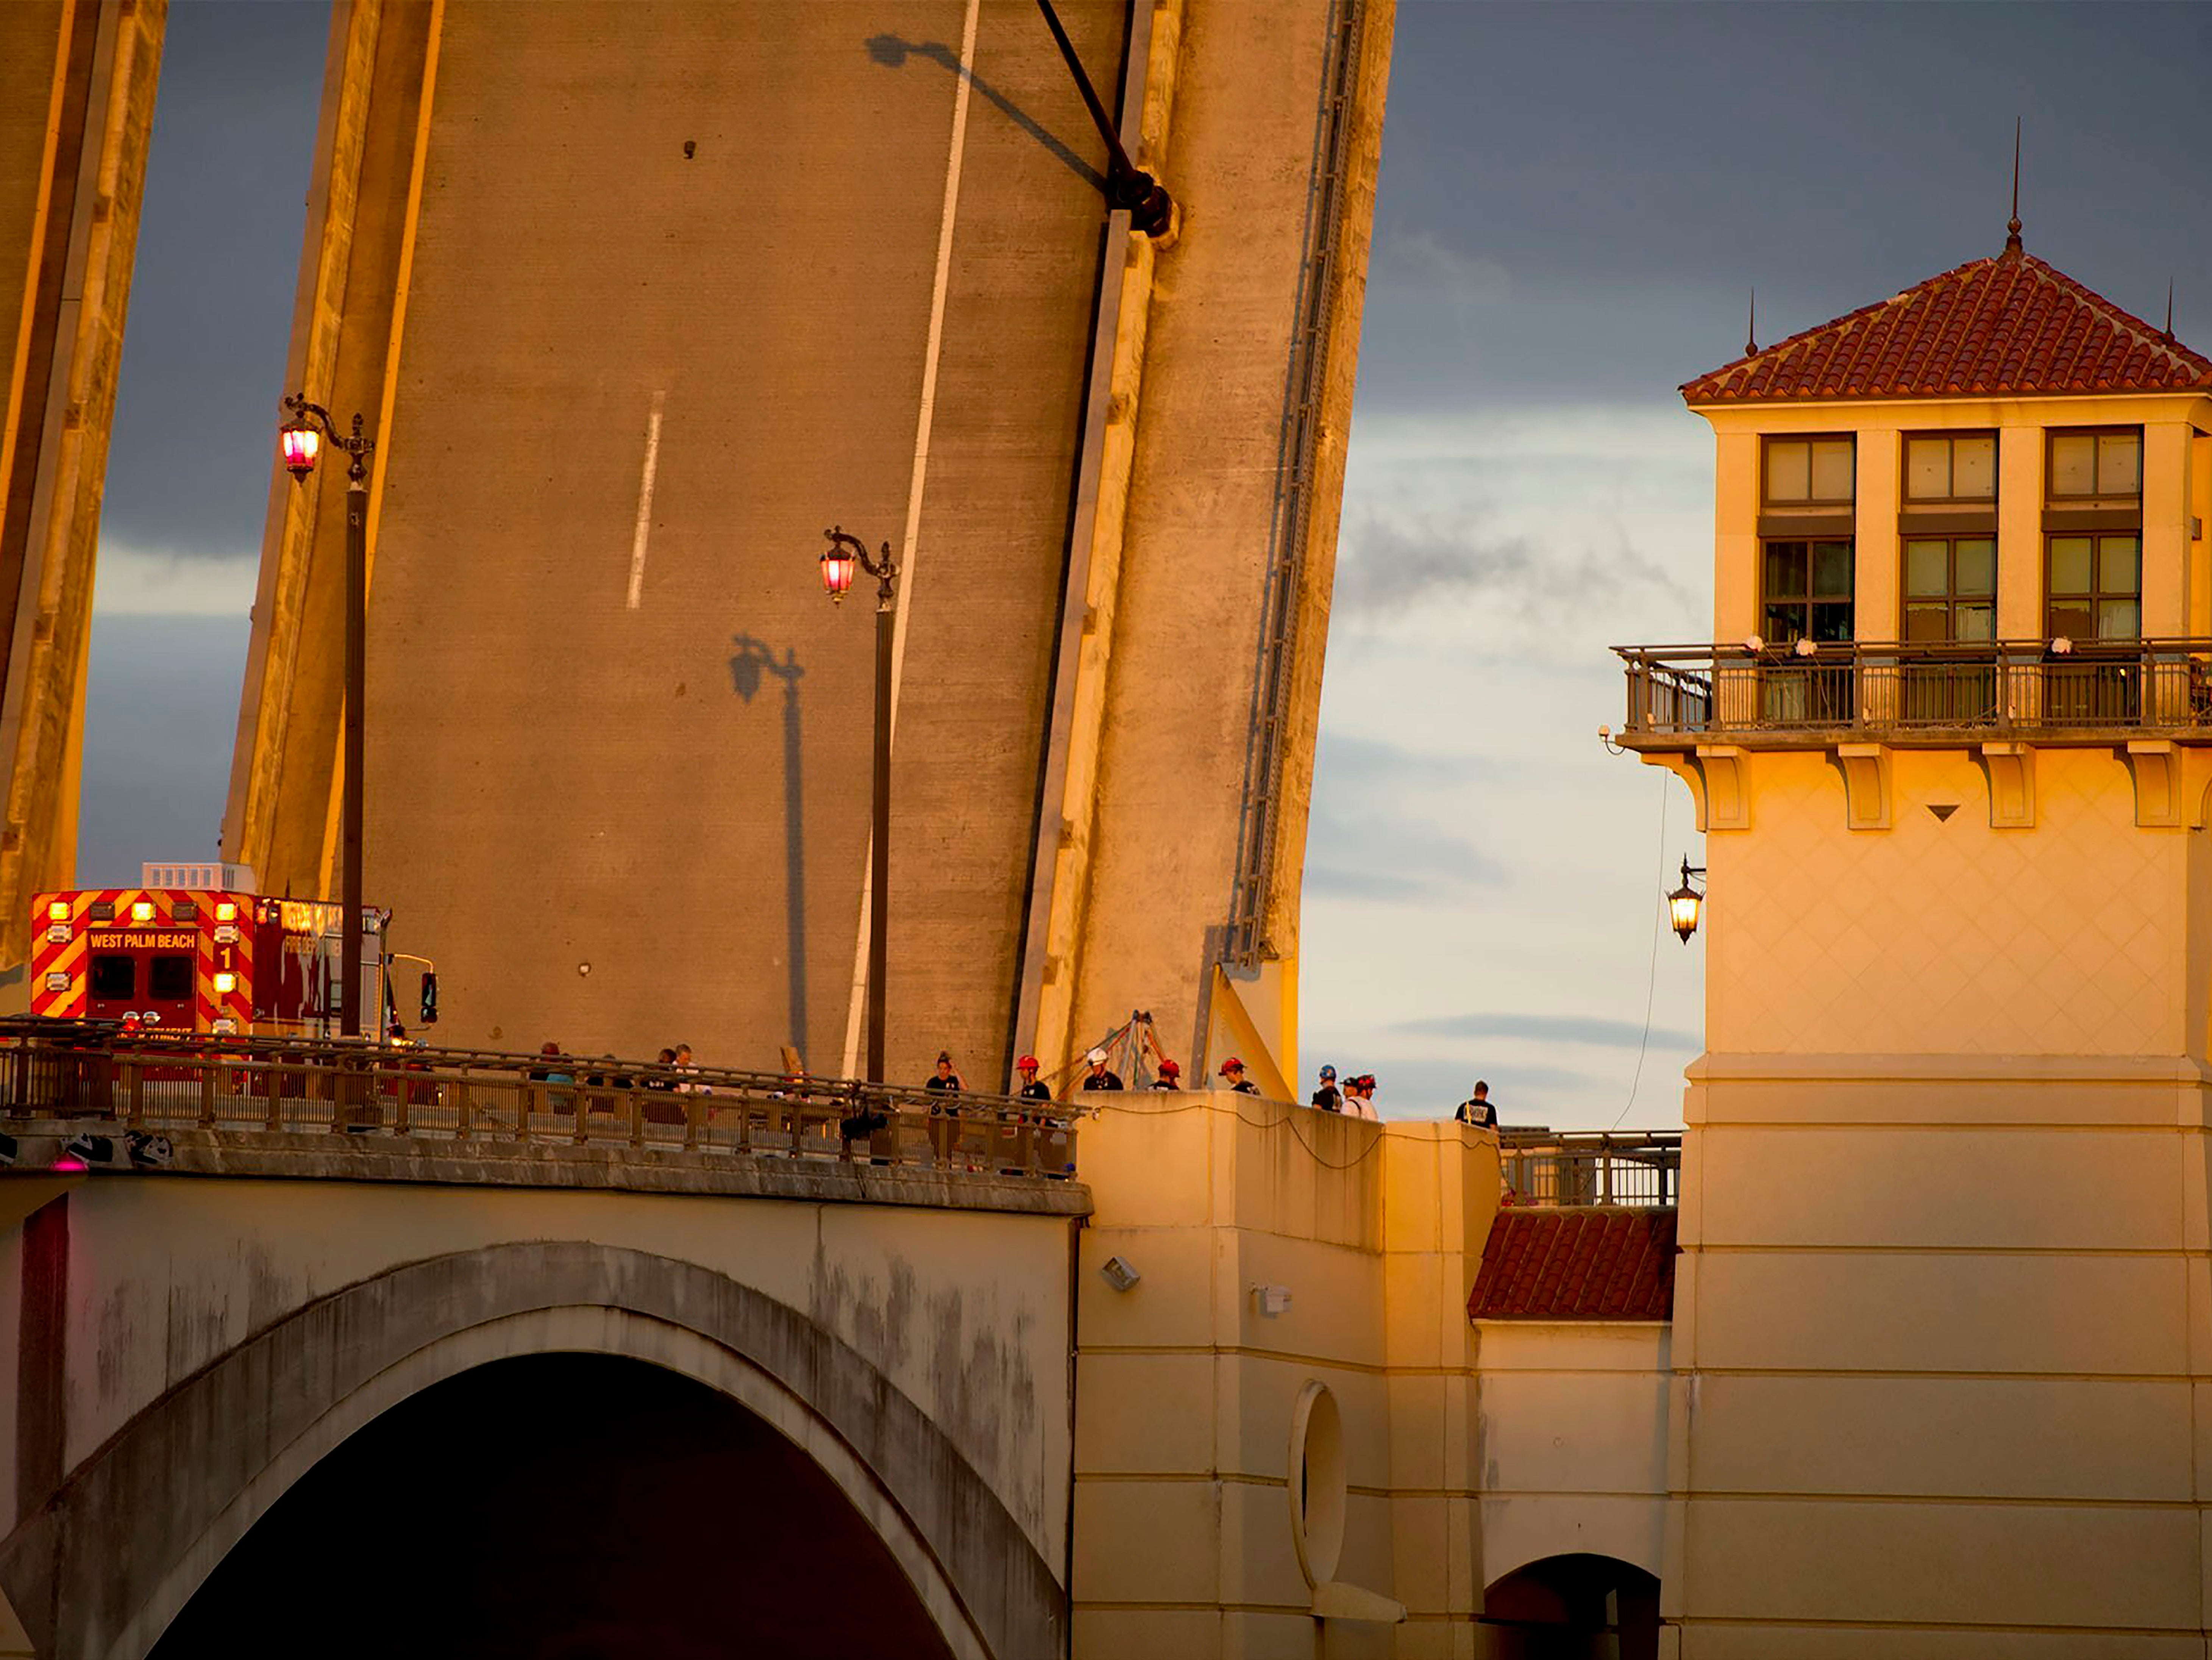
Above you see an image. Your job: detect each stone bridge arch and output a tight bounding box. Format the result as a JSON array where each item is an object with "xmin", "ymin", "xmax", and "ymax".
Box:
[{"xmin": 0, "ymin": 1241, "xmax": 1061, "ymax": 1660}]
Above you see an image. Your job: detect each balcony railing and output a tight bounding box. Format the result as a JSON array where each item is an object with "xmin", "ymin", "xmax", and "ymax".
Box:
[
  {"xmin": 1499, "ymin": 1130, "xmax": 1680, "ymax": 1209},
  {"xmin": 1614, "ymin": 639, "xmax": 2212, "ymax": 745},
  {"xmin": 0, "ymin": 1022, "xmax": 1077, "ymax": 1179}
]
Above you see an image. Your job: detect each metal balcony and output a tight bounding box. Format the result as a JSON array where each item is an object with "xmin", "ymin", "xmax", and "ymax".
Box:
[
  {"xmin": 1499, "ymin": 1130, "xmax": 1681, "ymax": 1209},
  {"xmin": 1613, "ymin": 639, "xmax": 2212, "ymax": 748}
]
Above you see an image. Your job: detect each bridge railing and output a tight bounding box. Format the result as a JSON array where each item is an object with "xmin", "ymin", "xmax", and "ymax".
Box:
[
  {"xmin": 1498, "ymin": 1130, "xmax": 1681, "ymax": 1208},
  {"xmin": 0, "ymin": 1022, "xmax": 1076, "ymax": 1178}
]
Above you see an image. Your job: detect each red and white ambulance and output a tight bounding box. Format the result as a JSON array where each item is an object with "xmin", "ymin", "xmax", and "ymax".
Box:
[{"xmin": 28, "ymin": 861, "xmax": 430, "ymax": 1041}]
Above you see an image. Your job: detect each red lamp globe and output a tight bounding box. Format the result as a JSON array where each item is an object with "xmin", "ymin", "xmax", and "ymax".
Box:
[
  {"xmin": 279, "ymin": 423, "xmax": 320, "ymax": 480},
  {"xmin": 820, "ymin": 545, "xmax": 857, "ymax": 601}
]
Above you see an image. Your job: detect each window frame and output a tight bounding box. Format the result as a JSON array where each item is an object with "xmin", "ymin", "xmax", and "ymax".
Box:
[
  {"xmin": 1901, "ymin": 533, "xmax": 1997, "ymax": 644},
  {"xmin": 1902, "ymin": 429, "xmax": 1999, "ymax": 507},
  {"xmin": 89, "ymin": 953, "xmax": 136, "ymax": 1001},
  {"xmin": 2044, "ymin": 530, "xmax": 2142, "ymax": 644},
  {"xmin": 1760, "ymin": 536, "xmax": 1856, "ymax": 646},
  {"xmin": 1761, "ymin": 433, "xmax": 1858, "ymax": 510},
  {"xmin": 2044, "ymin": 426, "xmax": 2143, "ymax": 509},
  {"xmin": 147, "ymin": 953, "xmax": 195, "ymax": 1003}
]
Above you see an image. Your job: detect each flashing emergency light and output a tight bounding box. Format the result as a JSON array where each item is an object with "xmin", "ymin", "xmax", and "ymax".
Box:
[
  {"xmin": 130, "ymin": 900, "xmax": 155, "ymax": 923},
  {"xmin": 215, "ymin": 902, "xmax": 237, "ymax": 922},
  {"xmin": 44, "ymin": 972, "xmax": 67, "ymax": 992},
  {"xmin": 213, "ymin": 972, "xmax": 236, "ymax": 993},
  {"xmin": 280, "ymin": 422, "xmax": 320, "ymax": 479},
  {"xmin": 46, "ymin": 900, "xmax": 68, "ymax": 922}
]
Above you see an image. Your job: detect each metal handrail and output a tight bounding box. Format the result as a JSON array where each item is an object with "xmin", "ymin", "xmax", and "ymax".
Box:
[
  {"xmin": 1497, "ymin": 1130, "xmax": 1680, "ymax": 1209},
  {"xmin": 1613, "ymin": 637, "xmax": 2212, "ymax": 742},
  {"xmin": 0, "ymin": 1022, "xmax": 1077, "ymax": 1179}
]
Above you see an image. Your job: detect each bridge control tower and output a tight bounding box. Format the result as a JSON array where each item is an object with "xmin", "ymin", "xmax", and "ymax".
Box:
[
  {"xmin": 1619, "ymin": 231, "xmax": 2212, "ymax": 1652},
  {"xmin": 216, "ymin": 0, "xmax": 1394, "ymax": 1091}
]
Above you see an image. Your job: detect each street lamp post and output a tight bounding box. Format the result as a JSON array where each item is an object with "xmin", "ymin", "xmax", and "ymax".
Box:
[
  {"xmin": 278, "ymin": 395, "xmax": 376, "ymax": 1038},
  {"xmin": 820, "ymin": 527, "xmax": 899, "ymax": 1084}
]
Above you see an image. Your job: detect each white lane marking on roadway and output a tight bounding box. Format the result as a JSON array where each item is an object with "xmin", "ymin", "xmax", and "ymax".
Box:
[
  {"xmin": 625, "ymin": 390, "xmax": 666, "ymax": 610},
  {"xmin": 841, "ymin": 0, "xmax": 980, "ymax": 1080}
]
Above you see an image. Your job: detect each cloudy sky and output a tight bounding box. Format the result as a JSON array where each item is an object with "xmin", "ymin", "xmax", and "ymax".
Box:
[{"xmin": 83, "ymin": 2, "xmax": 2212, "ymax": 1127}]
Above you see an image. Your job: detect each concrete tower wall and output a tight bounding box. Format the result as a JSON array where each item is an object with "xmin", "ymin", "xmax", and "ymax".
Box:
[
  {"xmin": 1658, "ymin": 385, "xmax": 2212, "ymax": 1656},
  {"xmin": 0, "ymin": 0, "xmax": 164, "ymax": 992}
]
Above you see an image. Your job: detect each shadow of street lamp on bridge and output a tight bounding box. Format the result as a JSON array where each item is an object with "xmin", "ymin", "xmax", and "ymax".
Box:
[{"xmin": 730, "ymin": 637, "xmax": 810, "ymax": 1058}]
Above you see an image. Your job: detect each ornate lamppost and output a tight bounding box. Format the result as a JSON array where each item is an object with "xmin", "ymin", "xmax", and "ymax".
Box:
[
  {"xmin": 820, "ymin": 527, "xmax": 899, "ymax": 1083},
  {"xmin": 277, "ymin": 395, "xmax": 376, "ymax": 1038}
]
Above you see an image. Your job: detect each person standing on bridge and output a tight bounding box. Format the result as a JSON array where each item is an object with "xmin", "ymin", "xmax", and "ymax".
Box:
[
  {"xmin": 1151, "ymin": 1059, "xmax": 1181, "ymax": 1091},
  {"xmin": 1218, "ymin": 1057, "xmax": 1260, "ymax": 1095},
  {"xmin": 1455, "ymin": 1080, "xmax": 1497, "ymax": 1129},
  {"xmin": 1311, "ymin": 1064, "xmax": 1342, "ymax": 1112},
  {"xmin": 1080, "ymin": 1047, "xmax": 1124, "ymax": 1091},
  {"xmin": 1015, "ymin": 1055, "xmax": 1053, "ymax": 1103},
  {"xmin": 924, "ymin": 1050, "xmax": 965, "ymax": 1168},
  {"xmin": 1345, "ymin": 1073, "xmax": 1380, "ymax": 1120}
]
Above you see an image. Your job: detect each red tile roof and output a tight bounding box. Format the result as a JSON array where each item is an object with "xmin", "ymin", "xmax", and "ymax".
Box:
[
  {"xmin": 1682, "ymin": 248, "xmax": 2212, "ymax": 405},
  {"xmin": 1467, "ymin": 1208, "xmax": 1677, "ymax": 1322}
]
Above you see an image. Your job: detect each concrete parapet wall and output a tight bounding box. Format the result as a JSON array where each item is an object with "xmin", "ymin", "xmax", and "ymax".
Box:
[
  {"xmin": 1071, "ymin": 1087, "xmax": 1501, "ymax": 1657},
  {"xmin": 0, "ymin": 1120, "xmax": 1091, "ymax": 1211}
]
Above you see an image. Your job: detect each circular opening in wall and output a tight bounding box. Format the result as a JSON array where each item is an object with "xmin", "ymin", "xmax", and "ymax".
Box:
[{"xmin": 1288, "ymin": 1379, "xmax": 1346, "ymax": 1588}]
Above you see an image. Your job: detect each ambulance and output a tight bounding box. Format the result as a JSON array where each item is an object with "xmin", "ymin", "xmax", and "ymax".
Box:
[{"xmin": 28, "ymin": 861, "xmax": 434, "ymax": 1041}]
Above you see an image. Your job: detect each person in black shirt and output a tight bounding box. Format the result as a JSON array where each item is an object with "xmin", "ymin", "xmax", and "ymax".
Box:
[
  {"xmin": 1151, "ymin": 1059, "xmax": 1182, "ymax": 1091},
  {"xmin": 1311, "ymin": 1064, "xmax": 1342, "ymax": 1112},
  {"xmin": 1015, "ymin": 1053, "xmax": 1053, "ymax": 1102},
  {"xmin": 1217, "ymin": 1057, "xmax": 1260, "ymax": 1095},
  {"xmin": 1454, "ymin": 1079, "xmax": 1497, "ymax": 1129},
  {"xmin": 924, "ymin": 1051, "xmax": 965, "ymax": 1093},
  {"xmin": 1079, "ymin": 1047, "xmax": 1125, "ymax": 1091}
]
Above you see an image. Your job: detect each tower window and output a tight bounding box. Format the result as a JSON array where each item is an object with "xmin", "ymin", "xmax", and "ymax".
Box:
[
  {"xmin": 1905, "ymin": 432, "xmax": 1996, "ymax": 502},
  {"xmin": 1762, "ymin": 540, "xmax": 1855, "ymax": 643},
  {"xmin": 2045, "ymin": 429, "xmax": 2142, "ymax": 641},
  {"xmin": 1904, "ymin": 537, "xmax": 1996, "ymax": 642},
  {"xmin": 2048, "ymin": 430, "xmax": 2141, "ymax": 504},
  {"xmin": 1765, "ymin": 437, "xmax": 1855, "ymax": 506},
  {"xmin": 2047, "ymin": 535, "xmax": 2140, "ymax": 641}
]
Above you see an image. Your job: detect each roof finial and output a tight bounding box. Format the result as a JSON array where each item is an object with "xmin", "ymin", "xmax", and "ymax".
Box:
[
  {"xmin": 2164, "ymin": 280, "xmax": 2176, "ymax": 342},
  {"xmin": 1745, "ymin": 288, "xmax": 1757, "ymax": 358},
  {"xmin": 2004, "ymin": 117, "xmax": 2023, "ymax": 254}
]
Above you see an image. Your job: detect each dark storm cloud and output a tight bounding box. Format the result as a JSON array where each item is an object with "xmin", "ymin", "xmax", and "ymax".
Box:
[
  {"xmin": 1394, "ymin": 1011, "xmax": 1700, "ymax": 1055},
  {"xmin": 1361, "ymin": 2, "xmax": 2212, "ymax": 412},
  {"xmin": 101, "ymin": 2, "xmax": 329, "ymax": 561}
]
